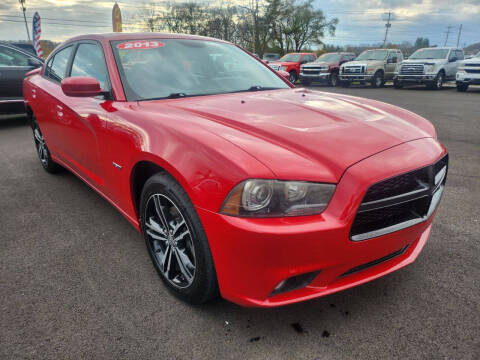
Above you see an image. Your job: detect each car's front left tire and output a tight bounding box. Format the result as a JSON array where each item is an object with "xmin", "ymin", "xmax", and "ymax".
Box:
[
  {"xmin": 32, "ymin": 116, "xmax": 62, "ymax": 173},
  {"xmin": 140, "ymin": 172, "xmax": 219, "ymax": 304}
]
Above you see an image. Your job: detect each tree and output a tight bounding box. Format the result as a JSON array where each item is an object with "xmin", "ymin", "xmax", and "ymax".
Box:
[{"xmin": 414, "ymin": 37, "xmax": 430, "ymax": 49}]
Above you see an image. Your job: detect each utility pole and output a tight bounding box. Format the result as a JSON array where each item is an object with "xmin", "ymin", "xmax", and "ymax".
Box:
[
  {"xmin": 18, "ymin": 0, "xmax": 31, "ymax": 41},
  {"xmin": 444, "ymin": 25, "xmax": 452, "ymax": 46},
  {"xmin": 382, "ymin": 11, "xmax": 393, "ymax": 48},
  {"xmin": 456, "ymin": 24, "xmax": 462, "ymax": 48}
]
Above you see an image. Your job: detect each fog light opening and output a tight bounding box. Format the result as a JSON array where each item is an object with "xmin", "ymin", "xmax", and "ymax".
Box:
[{"xmin": 270, "ymin": 271, "xmax": 321, "ymax": 296}]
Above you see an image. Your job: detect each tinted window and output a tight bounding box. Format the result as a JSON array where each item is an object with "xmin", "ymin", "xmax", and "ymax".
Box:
[
  {"xmin": 111, "ymin": 39, "xmax": 288, "ymax": 101},
  {"xmin": 0, "ymin": 46, "xmax": 30, "ymax": 66},
  {"xmin": 455, "ymin": 50, "xmax": 464, "ymax": 60},
  {"xmin": 280, "ymin": 54, "xmax": 302, "ymax": 62},
  {"xmin": 71, "ymin": 43, "xmax": 108, "ymax": 89},
  {"xmin": 47, "ymin": 46, "xmax": 73, "ymax": 82}
]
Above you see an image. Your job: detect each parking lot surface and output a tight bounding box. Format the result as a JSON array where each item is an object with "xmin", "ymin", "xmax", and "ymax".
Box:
[{"xmin": 1, "ymin": 84, "xmax": 479, "ymax": 359}]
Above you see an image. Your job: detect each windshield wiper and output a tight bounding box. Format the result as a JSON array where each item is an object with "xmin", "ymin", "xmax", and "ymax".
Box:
[
  {"xmin": 246, "ymin": 86, "xmax": 282, "ymax": 92},
  {"xmin": 141, "ymin": 93, "xmax": 188, "ymax": 101}
]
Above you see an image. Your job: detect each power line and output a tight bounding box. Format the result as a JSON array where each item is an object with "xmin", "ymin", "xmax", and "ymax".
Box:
[
  {"xmin": 456, "ymin": 24, "xmax": 462, "ymax": 47},
  {"xmin": 18, "ymin": 0, "xmax": 30, "ymax": 41}
]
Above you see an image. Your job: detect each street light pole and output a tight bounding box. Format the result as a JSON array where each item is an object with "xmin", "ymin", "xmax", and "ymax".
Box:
[{"xmin": 19, "ymin": 0, "xmax": 31, "ymax": 41}]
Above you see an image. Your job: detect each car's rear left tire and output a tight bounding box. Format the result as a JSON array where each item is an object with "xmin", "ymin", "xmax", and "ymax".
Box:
[
  {"xmin": 140, "ymin": 172, "xmax": 219, "ymax": 304},
  {"xmin": 32, "ymin": 116, "xmax": 62, "ymax": 173}
]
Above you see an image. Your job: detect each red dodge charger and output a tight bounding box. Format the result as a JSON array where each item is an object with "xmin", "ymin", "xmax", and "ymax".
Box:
[{"xmin": 23, "ymin": 33, "xmax": 448, "ymax": 307}]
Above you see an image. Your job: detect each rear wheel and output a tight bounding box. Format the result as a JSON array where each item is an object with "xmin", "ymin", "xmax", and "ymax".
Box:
[
  {"xmin": 329, "ymin": 72, "xmax": 339, "ymax": 87},
  {"xmin": 456, "ymin": 82, "xmax": 469, "ymax": 92},
  {"xmin": 32, "ymin": 117, "xmax": 62, "ymax": 173},
  {"xmin": 371, "ymin": 71, "xmax": 384, "ymax": 88},
  {"xmin": 140, "ymin": 172, "xmax": 218, "ymax": 304},
  {"xmin": 289, "ymin": 70, "xmax": 298, "ymax": 84}
]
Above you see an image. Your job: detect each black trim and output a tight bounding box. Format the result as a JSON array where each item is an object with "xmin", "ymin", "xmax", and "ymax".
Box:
[{"xmin": 340, "ymin": 245, "xmax": 409, "ymax": 277}]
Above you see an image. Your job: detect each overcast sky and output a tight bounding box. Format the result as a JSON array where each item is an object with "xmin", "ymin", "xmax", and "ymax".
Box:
[{"xmin": 0, "ymin": 0, "xmax": 478, "ymax": 47}]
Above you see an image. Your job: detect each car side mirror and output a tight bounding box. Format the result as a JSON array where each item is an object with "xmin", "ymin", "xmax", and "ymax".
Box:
[
  {"xmin": 61, "ymin": 77, "xmax": 102, "ymax": 97},
  {"xmin": 28, "ymin": 58, "xmax": 42, "ymax": 68},
  {"xmin": 449, "ymin": 57, "xmax": 457, "ymax": 62}
]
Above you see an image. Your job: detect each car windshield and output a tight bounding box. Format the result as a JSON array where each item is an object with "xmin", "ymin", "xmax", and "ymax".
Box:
[
  {"xmin": 409, "ymin": 49, "xmax": 449, "ymax": 59},
  {"xmin": 355, "ymin": 50, "xmax": 388, "ymax": 61},
  {"xmin": 316, "ymin": 53, "xmax": 341, "ymax": 63},
  {"xmin": 280, "ymin": 54, "xmax": 302, "ymax": 62},
  {"xmin": 111, "ymin": 39, "xmax": 289, "ymax": 101}
]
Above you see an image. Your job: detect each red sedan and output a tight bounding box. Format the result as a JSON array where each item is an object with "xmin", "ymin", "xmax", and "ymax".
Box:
[{"xmin": 23, "ymin": 33, "xmax": 448, "ymax": 307}]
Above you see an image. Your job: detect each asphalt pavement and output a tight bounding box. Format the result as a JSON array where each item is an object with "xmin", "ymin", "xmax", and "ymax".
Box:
[{"xmin": 1, "ymin": 84, "xmax": 479, "ymax": 359}]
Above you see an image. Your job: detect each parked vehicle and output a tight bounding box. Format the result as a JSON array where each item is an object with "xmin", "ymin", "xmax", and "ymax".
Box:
[
  {"xmin": 24, "ymin": 33, "xmax": 448, "ymax": 307},
  {"xmin": 394, "ymin": 47, "xmax": 464, "ymax": 89},
  {"xmin": 263, "ymin": 53, "xmax": 280, "ymax": 62},
  {"xmin": 456, "ymin": 51, "xmax": 480, "ymax": 92},
  {"xmin": 268, "ymin": 52, "xmax": 317, "ymax": 83},
  {"xmin": 300, "ymin": 52, "xmax": 356, "ymax": 87},
  {"xmin": 339, "ymin": 49, "xmax": 403, "ymax": 88},
  {"xmin": 0, "ymin": 42, "xmax": 43, "ymax": 120}
]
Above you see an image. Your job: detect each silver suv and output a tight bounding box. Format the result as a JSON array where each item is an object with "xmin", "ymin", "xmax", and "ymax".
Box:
[{"xmin": 394, "ymin": 47, "xmax": 464, "ymax": 89}]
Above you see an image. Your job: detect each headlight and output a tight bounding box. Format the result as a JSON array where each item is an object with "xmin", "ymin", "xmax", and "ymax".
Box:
[
  {"xmin": 281, "ymin": 66, "xmax": 287, "ymax": 71},
  {"xmin": 424, "ymin": 65, "xmax": 435, "ymax": 72},
  {"xmin": 220, "ymin": 179, "xmax": 336, "ymax": 217}
]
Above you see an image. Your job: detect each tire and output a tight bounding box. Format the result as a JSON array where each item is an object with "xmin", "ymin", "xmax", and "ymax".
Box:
[
  {"xmin": 341, "ymin": 81, "xmax": 350, "ymax": 88},
  {"xmin": 300, "ymin": 78, "xmax": 312, "ymax": 86},
  {"xmin": 288, "ymin": 70, "xmax": 298, "ymax": 84},
  {"xmin": 428, "ymin": 71, "xmax": 444, "ymax": 90},
  {"xmin": 329, "ymin": 72, "xmax": 339, "ymax": 87},
  {"xmin": 393, "ymin": 79, "xmax": 403, "ymax": 89},
  {"xmin": 371, "ymin": 71, "xmax": 384, "ymax": 88},
  {"xmin": 456, "ymin": 82, "xmax": 469, "ymax": 92},
  {"xmin": 32, "ymin": 116, "xmax": 62, "ymax": 173},
  {"xmin": 140, "ymin": 172, "xmax": 219, "ymax": 304}
]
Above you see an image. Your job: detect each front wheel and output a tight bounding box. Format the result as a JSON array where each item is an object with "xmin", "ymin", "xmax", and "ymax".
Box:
[
  {"xmin": 32, "ymin": 117, "xmax": 62, "ymax": 173},
  {"xmin": 371, "ymin": 71, "xmax": 384, "ymax": 88},
  {"xmin": 456, "ymin": 82, "xmax": 469, "ymax": 92},
  {"xmin": 428, "ymin": 71, "xmax": 444, "ymax": 89},
  {"xmin": 329, "ymin": 72, "xmax": 339, "ymax": 87},
  {"xmin": 393, "ymin": 79, "xmax": 403, "ymax": 89},
  {"xmin": 289, "ymin": 71, "xmax": 298, "ymax": 84},
  {"xmin": 140, "ymin": 172, "xmax": 219, "ymax": 304}
]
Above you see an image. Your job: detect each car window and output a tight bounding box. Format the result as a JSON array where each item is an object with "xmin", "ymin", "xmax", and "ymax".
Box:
[
  {"xmin": 388, "ymin": 52, "xmax": 397, "ymax": 60},
  {"xmin": 448, "ymin": 51, "xmax": 457, "ymax": 61},
  {"xmin": 46, "ymin": 46, "xmax": 73, "ymax": 82},
  {"xmin": 0, "ymin": 46, "xmax": 30, "ymax": 67},
  {"xmin": 71, "ymin": 43, "xmax": 109, "ymax": 89},
  {"xmin": 455, "ymin": 50, "xmax": 464, "ymax": 60}
]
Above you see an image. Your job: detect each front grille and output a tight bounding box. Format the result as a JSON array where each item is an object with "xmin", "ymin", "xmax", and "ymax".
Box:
[
  {"xmin": 350, "ymin": 155, "xmax": 448, "ymax": 241},
  {"xmin": 400, "ymin": 64, "xmax": 424, "ymax": 75},
  {"xmin": 302, "ymin": 70, "xmax": 320, "ymax": 75},
  {"xmin": 344, "ymin": 66, "xmax": 365, "ymax": 74},
  {"xmin": 465, "ymin": 69, "xmax": 480, "ymax": 74},
  {"xmin": 465, "ymin": 63, "xmax": 480, "ymax": 67}
]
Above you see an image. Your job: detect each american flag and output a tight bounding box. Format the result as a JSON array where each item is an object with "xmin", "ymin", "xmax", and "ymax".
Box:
[{"xmin": 32, "ymin": 12, "xmax": 43, "ymax": 59}]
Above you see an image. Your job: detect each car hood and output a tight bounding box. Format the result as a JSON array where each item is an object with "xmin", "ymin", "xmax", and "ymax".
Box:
[
  {"xmin": 303, "ymin": 61, "xmax": 331, "ymax": 67},
  {"xmin": 459, "ymin": 57, "xmax": 480, "ymax": 64},
  {"xmin": 402, "ymin": 59, "xmax": 446, "ymax": 65},
  {"xmin": 344, "ymin": 60, "xmax": 384, "ymax": 66},
  {"xmin": 269, "ymin": 61, "xmax": 298, "ymax": 67},
  {"xmin": 140, "ymin": 89, "xmax": 435, "ymax": 183}
]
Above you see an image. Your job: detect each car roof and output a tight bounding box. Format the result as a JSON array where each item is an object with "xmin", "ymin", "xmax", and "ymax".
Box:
[
  {"xmin": 0, "ymin": 41, "xmax": 43, "ymax": 61},
  {"xmin": 418, "ymin": 47, "xmax": 460, "ymax": 50},
  {"xmin": 64, "ymin": 32, "xmax": 228, "ymax": 44}
]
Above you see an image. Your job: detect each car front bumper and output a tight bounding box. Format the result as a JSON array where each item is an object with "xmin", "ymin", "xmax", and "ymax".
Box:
[
  {"xmin": 456, "ymin": 71, "xmax": 480, "ymax": 84},
  {"xmin": 339, "ymin": 74, "xmax": 374, "ymax": 81},
  {"xmin": 300, "ymin": 72, "xmax": 330, "ymax": 81},
  {"xmin": 395, "ymin": 74, "xmax": 437, "ymax": 83},
  {"xmin": 197, "ymin": 138, "xmax": 447, "ymax": 307}
]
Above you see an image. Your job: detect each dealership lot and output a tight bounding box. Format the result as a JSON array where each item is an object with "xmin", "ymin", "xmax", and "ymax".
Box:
[{"xmin": 1, "ymin": 85, "xmax": 479, "ymax": 359}]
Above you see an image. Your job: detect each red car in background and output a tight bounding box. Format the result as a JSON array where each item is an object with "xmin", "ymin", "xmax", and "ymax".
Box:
[
  {"xmin": 268, "ymin": 52, "xmax": 317, "ymax": 83},
  {"xmin": 23, "ymin": 33, "xmax": 447, "ymax": 307}
]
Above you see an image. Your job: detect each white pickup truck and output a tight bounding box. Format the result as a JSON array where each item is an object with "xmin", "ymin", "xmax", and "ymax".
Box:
[
  {"xmin": 394, "ymin": 47, "xmax": 464, "ymax": 90},
  {"xmin": 456, "ymin": 51, "xmax": 480, "ymax": 92}
]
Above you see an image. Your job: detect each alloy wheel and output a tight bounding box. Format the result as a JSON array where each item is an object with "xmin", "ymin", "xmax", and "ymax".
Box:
[
  {"xmin": 145, "ymin": 193, "xmax": 196, "ymax": 288},
  {"xmin": 33, "ymin": 125, "xmax": 48, "ymax": 166}
]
